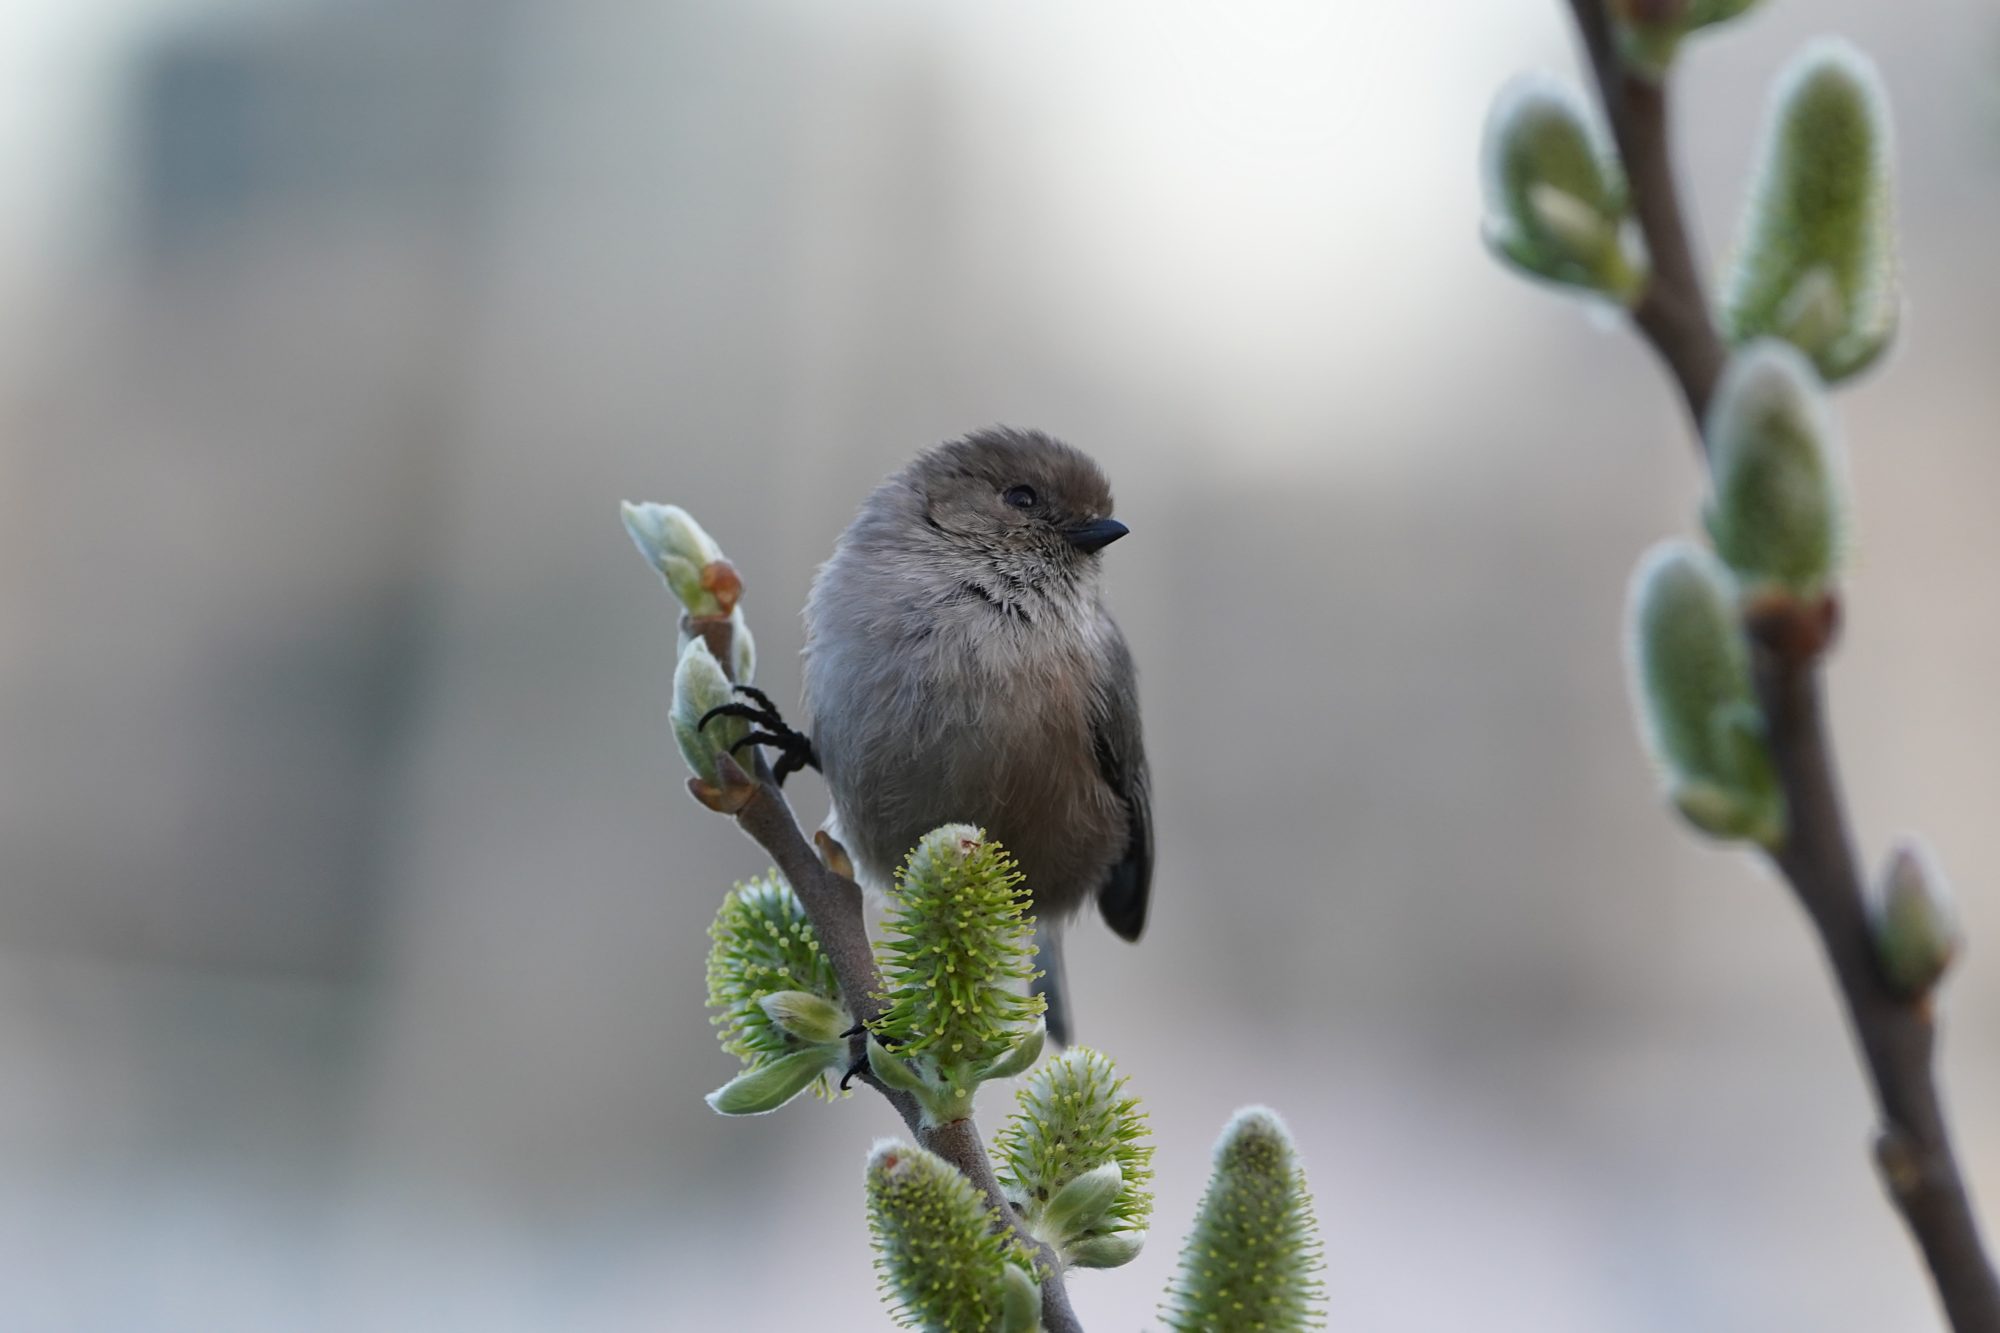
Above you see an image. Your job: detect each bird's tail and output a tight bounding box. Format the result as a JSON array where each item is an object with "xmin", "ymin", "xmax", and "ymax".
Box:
[{"xmin": 1033, "ymin": 921, "xmax": 1073, "ymax": 1048}]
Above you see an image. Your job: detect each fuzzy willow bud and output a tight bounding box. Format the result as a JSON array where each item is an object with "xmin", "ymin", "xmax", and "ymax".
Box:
[
  {"xmin": 1721, "ymin": 39, "xmax": 1898, "ymax": 383},
  {"xmin": 1482, "ymin": 75, "xmax": 1645, "ymax": 303},
  {"xmin": 621, "ymin": 501, "xmax": 736, "ymax": 616},
  {"xmin": 1160, "ymin": 1107, "xmax": 1326, "ymax": 1332},
  {"xmin": 1704, "ymin": 340, "xmax": 1848, "ymax": 601},
  {"xmin": 1872, "ymin": 839, "xmax": 1961, "ymax": 999},
  {"xmin": 671, "ymin": 639, "xmax": 749, "ymax": 797},
  {"xmin": 623, "ymin": 499, "xmax": 755, "ymax": 683},
  {"xmin": 1625, "ymin": 541, "xmax": 1786, "ymax": 846}
]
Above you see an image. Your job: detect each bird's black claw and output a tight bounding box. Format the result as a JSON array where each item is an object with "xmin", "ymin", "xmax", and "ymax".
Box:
[
  {"xmin": 730, "ymin": 684, "xmax": 784, "ymax": 717},
  {"xmin": 703, "ymin": 686, "xmax": 819, "ymax": 786},
  {"xmin": 697, "ymin": 701, "xmax": 764, "ymax": 732},
  {"xmin": 728, "ymin": 729, "xmax": 795, "ymax": 756},
  {"xmin": 839, "ymin": 1054, "xmax": 869, "ymax": 1092},
  {"xmin": 772, "ymin": 747, "xmax": 815, "ymax": 786}
]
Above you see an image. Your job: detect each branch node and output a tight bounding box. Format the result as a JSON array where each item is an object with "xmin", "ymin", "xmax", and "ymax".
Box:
[{"xmin": 1744, "ymin": 589, "xmax": 1841, "ymax": 666}]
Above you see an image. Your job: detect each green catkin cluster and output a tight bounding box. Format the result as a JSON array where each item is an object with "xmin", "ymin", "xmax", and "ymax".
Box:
[
  {"xmin": 704, "ymin": 875, "xmax": 849, "ymax": 1113},
  {"xmin": 866, "ymin": 1141, "xmax": 1042, "ymax": 1333},
  {"xmin": 1721, "ymin": 39, "xmax": 1897, "ymax": 382},
  {"xmin": 1161, "ymin": 1108, "xmax": 1327, "ymax": 1333},
  {"xmin": 870, "ymin": 825, "xmax": 1044, "ymax": 1073},
  {"xmin": 995, "ymin": 1048, "xmax": 1154, "ymax": 1267}
]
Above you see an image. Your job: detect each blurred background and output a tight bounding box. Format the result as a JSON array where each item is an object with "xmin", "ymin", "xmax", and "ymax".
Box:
[{"xmin": 3, "ymin": 0, "xmax": 1999, "ymax": 1328}]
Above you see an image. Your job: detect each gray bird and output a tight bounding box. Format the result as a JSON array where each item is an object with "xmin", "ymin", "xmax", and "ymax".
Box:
[{"xmin": 798, "ymin": 427, "xmax": 1152, "ymax": 1046}]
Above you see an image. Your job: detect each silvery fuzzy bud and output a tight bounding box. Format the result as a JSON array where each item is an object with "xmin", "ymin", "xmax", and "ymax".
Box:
[
  {"xmin": 1159, "ymin": 1107, "xmax": 1326, "ymax": 1333},
  {"xmin": 998, "ymin": 1262, "xmax": 1042, "ymax": 1333},
  {"xmin": 1482, "ymin": 75, "xmax": 1645, "ymax": 303},
  {"xmin": 1625, "ymin": 541, "xmax": 1786, "ymax": 847},
  {"xmin": 1041, "ymin": 1162, "xmax": 1124, "ymax": 1242},
  {"xmin": 1704, "ymin": 340, "xmax": 1848, "ymax": 601},
  {"xmin": 758, "ymin": 990, "xmax": 850, "ymax": 1047},
  {"xmin": 671, "ymin": 639, "xmax": 749, "ymax": 793},
  {"xmin": 1721, "ymin": 39, "xmax": 1898, "ymax": 382},
  {"xmin": 1872, "ymin": 838, "xmax": 1960, "ymax": 999},
  {"xmin": 866, "ymin": 1036, "xmax": 931, "ymax": 1098},
  {"xmin": 1067, "ymin": 1232, "xmax": 1146, "ymax": 1270},
  {"xmin": 706, "ymin": 1048, "xmax": 838, "ymax": 1116},
  {"xmin": 621, "ymin": 501, "xmax": 741, "ymax": 619}
]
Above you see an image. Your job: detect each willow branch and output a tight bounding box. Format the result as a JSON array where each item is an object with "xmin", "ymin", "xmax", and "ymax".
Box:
[
  {"xmin": 698, "ymin": 612, "xmax": 1084, "ymax": 1333},
  {"xmin": 1568, "ymin": 0, "xmax": 1725, "ymax": 432},
  {"xmin": 1562, "ymin": 6, "xmax": 2000, "ymax": 1328}
]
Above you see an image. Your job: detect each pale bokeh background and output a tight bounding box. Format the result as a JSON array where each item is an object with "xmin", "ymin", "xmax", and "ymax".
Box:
[{"xmin": 3, "ymin": 1, "xmax": 1999, "ymax": 1329}]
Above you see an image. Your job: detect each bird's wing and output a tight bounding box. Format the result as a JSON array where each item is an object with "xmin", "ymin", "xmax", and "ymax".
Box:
[{"xmin": 1091, "ymin": 620, "xmax": 1152, "ymax": 942}]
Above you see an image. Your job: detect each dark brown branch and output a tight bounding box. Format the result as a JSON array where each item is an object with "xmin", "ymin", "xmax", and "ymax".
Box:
[
  {"xmin": 1568, "ymin": 0, "xmax": 1726, "ymax": 432},
  {"xmin": 702, "ymin": 614, "xmax": 1084, "ymax": 1333},
  {"xmin": 1560, "ymin": 5, "xmax": 2000, "ymax": 1329},
  {"xmin": 1751, "ymin": 611, "xmax": 2000, "ymax": 1332}
]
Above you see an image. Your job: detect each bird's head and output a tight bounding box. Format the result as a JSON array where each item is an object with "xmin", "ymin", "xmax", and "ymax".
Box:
[{"xmin": 909, "ymin": 428, "xmax": 1127, "ymax": 580}]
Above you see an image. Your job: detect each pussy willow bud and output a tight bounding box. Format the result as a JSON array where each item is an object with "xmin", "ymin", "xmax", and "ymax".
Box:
[
  {"xmin": 1704, "ymin": 340, "xmax": 1848, "ymax": 601},
  {"xmin": 671, "ymin": 639, "xmax": 750, "ymax": 800},
  {"xmin": 1722, "ymin": 39, "xmax": 1898, "ymax": 382},
  {"xmin": 1626, "ymin": 541, "xmax": 1786, "ymax": 847},
  {"xmin": 1159, "ymin": 1107, "xmax": 1326, "ymax": 1332},
  {"xmin": 1042, "ymin": 1163, "xmax": 1125, "ymax": 1244},
  {"xmin": 705, "ymin": 875, "xmax": 849, "ymax": 1114},
  {"xmin": 995, "ymin": 1047, "xmax": 1154, "ymax": 1267},
  {"xmin": 758, "ymin": 990, "xmax": 850, "ymax": 1047},
  {"xmin": 1872, "ymin": 838, "xmax": 1960, "ymax": 999},
  {"xmin": 868, "ymin": 827, "xmax": 1044, "ymax": 1126},
  {"xmin": 621, "ymin": 500, "xmax": 741, "ymax": 619},
  {"xmin": 1067, "ymin": 1232, "xmax": 1146, "ymax": 1270},
  {"xmin": 1611, "ymin": 0, "xmax": 1762, "ymax": 77},
  {"xmin": 865, "ymin": 1141, "xmax": 1041, "ymax": 1333},
  {"xmin": 705, "ymin": 1049, "xmax": 837, "ymax": 1116},
  {"xmin": 1482, "ymin": 75, "xmax": 1645, "ymax": 303},
  {"xmin": 999, "ymin": 1263, "xmax": 1042, "ymax": 1333}
]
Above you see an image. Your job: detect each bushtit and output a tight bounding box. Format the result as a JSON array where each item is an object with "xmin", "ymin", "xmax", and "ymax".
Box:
[{"xmin": 794, "ymin": 427, "xmax": 1152, "ymax": 1045}]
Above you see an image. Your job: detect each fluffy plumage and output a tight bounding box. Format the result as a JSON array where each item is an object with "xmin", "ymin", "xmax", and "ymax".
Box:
[{"xmin": 803, "ymin": 428, "xmax": 1152, "ymax": 1043}]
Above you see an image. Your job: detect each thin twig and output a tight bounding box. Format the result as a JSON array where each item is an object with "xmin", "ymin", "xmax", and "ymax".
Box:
[
  {"xmin": 1562, "ymin": 5, "xmax": 2000, "ymax": 1328},
  {"xmin": 1752, "ymin": 604, "xmax": 2000, "ymax": 1332},
  {"xmin": 703, "ymin": 614, "xmax": 1084, "ymax": 1333},
  {"xmin": 1568, "ymin": 0, "xmax": 1725, "ymax": 433}
]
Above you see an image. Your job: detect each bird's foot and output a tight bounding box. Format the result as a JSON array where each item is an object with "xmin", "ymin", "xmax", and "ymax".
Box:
[{"xmin": 699, "ymin": 685, "xmax": 820, "ymax": 785}]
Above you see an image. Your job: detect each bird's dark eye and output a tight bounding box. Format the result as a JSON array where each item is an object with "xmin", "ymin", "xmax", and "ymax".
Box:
[{"xmin": 1003, "ymin": 485, "xmax": 1038, "ymax": 510}]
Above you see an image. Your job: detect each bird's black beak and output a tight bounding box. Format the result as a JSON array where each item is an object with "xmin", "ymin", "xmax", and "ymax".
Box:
[{"xmin": 1064, "ymin": 517, "xmax": 1129, "ymax": 553}]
